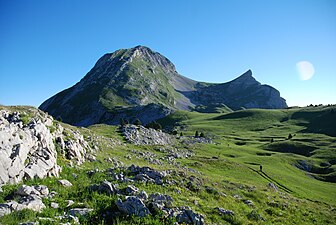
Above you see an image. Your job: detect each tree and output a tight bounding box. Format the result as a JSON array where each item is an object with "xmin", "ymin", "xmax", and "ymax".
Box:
[
  {"xmin": 180, "ymin": 132, "xmax": 183, "ymax": 136},
  {"xmin": 120, "ymin": 118, "xmax": 126, "ymax": 127},
  {"xmin": 200, "ymin": 132, "xmax": 205, "ymax": 138},
  {"xmin": 134, "ymin": 118, "xmax": 142, "ymax": 126},
  {"xmin": 288, "ymin": 133, "xmax": 293, "ymax": 140},
  {"xmin": 146, "ymin": 121, "xmax": 162, "ymax": 130},
  {"xmin": 195, "ymin": 131, "xmax": 199, "ymax": 138},
  {"xmin": 172, "ymin": 130, "xmax": 178, "ymax": 135}
]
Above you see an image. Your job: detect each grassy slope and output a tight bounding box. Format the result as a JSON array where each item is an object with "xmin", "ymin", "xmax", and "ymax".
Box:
[
  {"xmin": 1, "ymin": 105, "xmax": 335, "ymax": 224},
  {"xmin": 159, "ymin": 106, "xmax": 336, "ymax": 204}
]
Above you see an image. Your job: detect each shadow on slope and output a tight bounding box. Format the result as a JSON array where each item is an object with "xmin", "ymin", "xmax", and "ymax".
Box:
[
  {"xmin": 291, "ymin": 107, "xmax": 336, "ymax": 137},
  {"xmin": 295, "ymin": 160, "xmax": 336, "ymax": 183},
  {"xmin": 263, "ymin": 140, "xmax": 317, "ymax": 157}
]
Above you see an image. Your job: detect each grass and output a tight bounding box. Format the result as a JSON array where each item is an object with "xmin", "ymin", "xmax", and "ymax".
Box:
[{"xmin": 0, "ymin": 105, "xmax": 335, "ymax": 224}]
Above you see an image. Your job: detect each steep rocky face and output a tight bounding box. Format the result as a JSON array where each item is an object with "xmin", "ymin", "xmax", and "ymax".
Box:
[{"xmin": 39, "ymin": 46, "xmax": 287, "ymax": 126}]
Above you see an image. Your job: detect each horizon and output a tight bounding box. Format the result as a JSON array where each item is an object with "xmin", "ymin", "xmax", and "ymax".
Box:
[{"xmin": 1, "ymin": 0, "xmax": 335, "ymax": 107}]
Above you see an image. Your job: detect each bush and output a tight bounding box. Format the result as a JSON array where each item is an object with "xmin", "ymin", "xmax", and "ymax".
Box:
[
  {"xmin": 146, "ymin": 121, "xmax": 162, "ymax": 130},
  {"xmin": 120, "ymin": 118, "xmax": 126, "ymax": 127},
  {"xmin": 134, "ymin": 118, "xmax": 142, "ymax": 126},
  {"xmin": 195, "ymin": 131, "xmax": 199, "ymax": 137}
]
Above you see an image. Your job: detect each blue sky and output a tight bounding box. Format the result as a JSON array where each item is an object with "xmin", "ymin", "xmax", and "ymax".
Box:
[{"xmin": 0, "ymin": 0, "xmax": 335, "ymax": 107}]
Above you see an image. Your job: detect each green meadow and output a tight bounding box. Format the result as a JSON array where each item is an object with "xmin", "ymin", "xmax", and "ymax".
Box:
[{"xmin": 1, "ymin": 105, "xmax": 335, "ymax": 224}]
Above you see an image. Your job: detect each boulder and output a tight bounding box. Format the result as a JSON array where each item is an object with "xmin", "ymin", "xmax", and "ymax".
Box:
[
  {"xmin": 149, "ymin": 193, "xmax": 174, "ymax": 207},
  {"xmin": 68, "ymin": 208, "xmax": 93, "ymax": 217},
  {"xmin": 19, "ymin": 222, "xmax": 38, "ymax": 225},
  {"xmin": 98, "ymin": 180, "xmax": 119, "ymax": 195},
  {"xmin": 58, "ymin": 179, "xmax": 73, "ymax": 187},
  {"xmin": 216, "ymin": 207, "xmax": 235, "ymax": 216},
  {"xmin": 125, "ymin": 185, "xmax": 139, "ymax": 195},
  {"xmin": 51, "ymin": 202, "xmax": 59, "ymax": 209},
  {"xmin": 128, "ymin": 165, "xmax": 167, "ymax": 185},
  {"xmin": 16, "ymin": 185, "xmax": 49, "ymax": 197},
  {"xmin": 268, "ymin": 182, "xmax": 278, "ymax": 192},
  {"xmin": 19, "ymin": 195, "xmax": 46, "ymax": 212},
  {"xmin": 66, "ymin": 200, "xmax": 75, "ymax": 207},
  {"xmin": 243, "ymin": 199, "xmax": 254, "ymax": 206},
  {"xmin": 116, "ymin": 196, "xmax": 150, "ymax": 217},
  {"xmin": 0, "ymin": 204, "xmax": 11, "ymax": 217},
  {"xmin": 137, "ymin": 190, "xmax": 148, "ymax": 201},
  {"xmin": 175, "ymin": 206, "xmax": 205, "ymax": 225}
]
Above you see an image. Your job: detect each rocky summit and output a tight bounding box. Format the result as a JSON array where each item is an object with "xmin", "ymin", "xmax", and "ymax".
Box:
[{"xmin": 39, "ymin": 46, "xmax": 287, "ymax": 126}]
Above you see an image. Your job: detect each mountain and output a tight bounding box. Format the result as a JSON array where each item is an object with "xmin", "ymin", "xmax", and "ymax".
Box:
[{"xmin": 39, "ymin": 46, "xmax": 287, "ymax": 126}]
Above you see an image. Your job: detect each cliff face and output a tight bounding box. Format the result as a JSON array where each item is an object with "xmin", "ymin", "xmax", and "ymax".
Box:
[
  {"xmin": 189, "ymin": 70, "xmax": 287, "ymax": 110},
  {"xmin": 39, "ymin": 46, "xmax": 287, "ymax": 126}
]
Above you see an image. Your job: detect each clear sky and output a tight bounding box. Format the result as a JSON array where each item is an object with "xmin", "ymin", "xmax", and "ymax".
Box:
[{"xmin": 1, "ymin": 0, "xmax": 335, "ymax": 107}]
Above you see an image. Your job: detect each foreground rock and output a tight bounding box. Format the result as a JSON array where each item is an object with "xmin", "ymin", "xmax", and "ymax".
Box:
[
  {"xmin": 175, "ymin": 206, "xmax": 205, "ymax": 225},
  {"xmin": 68, "ymin": 208, "xmax": 94, "ymax": 217},
  {"xmin": 115, "ymin": 190, "xmax": 204, "ymax": 225},
  {"xmin": 117, "ymin": 196, "xmax": 151, "ymax": 217},
  {"xmin": 128, "ymin": 164, "xmax": 167, "ymax": 185},
  {"xmin": 0, "ymin": 185, "xmax": 49, "ymax": 217},
  {"xmin": 0, "ymin": 107, "xmax": 94, "ymax": 186},
  {"xmin": 58, "ymin": 179, "xmax": 73, "ymax": 187},
  {"xmin": 0, "ymin": 110, "xmax": 60, "ymax": 185},
  {"xmin": 216, "ymin": 207, "xmax": 235, "ymax": 216}
]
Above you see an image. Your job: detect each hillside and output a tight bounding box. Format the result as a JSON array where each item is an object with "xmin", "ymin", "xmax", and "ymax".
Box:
[
  {"xmin": 0, "ymin": 105, "xmax": 335, "ymax": 225},
  {"xmin": 39, "ymin": 46, "xmax": 287, "ymax": 126}
]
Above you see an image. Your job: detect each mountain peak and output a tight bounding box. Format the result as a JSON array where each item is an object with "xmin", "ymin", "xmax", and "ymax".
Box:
[
  {"xmin": 229, "ymin": 69, "xmax": 260, "ymax": 87},
  {"xmin": 242, "ymin": 69, "xmax": 253, "ymax": 77}
]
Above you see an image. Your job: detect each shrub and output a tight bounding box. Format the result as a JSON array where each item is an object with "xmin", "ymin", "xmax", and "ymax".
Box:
[
  {"xmin": 146, "ymin": 121, "xmax": 162, "ymax": 130},
  {"xmin": 134, "ymin": 118, "xmax": 142, "ymax": 126},
  {"xmin": 195, "ymin": 131, "xmax": 199, "ymax": 137}
]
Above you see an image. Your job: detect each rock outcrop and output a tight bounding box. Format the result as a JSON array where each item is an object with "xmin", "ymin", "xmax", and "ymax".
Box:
[
  {"xmin": 0, "ymin": 107, "xmax": 93, "ymax": 186},
  {"xmin": 0, "ymin": 185, "xmax": 50, "ymax": 217},
  {"xmin": 0, "ymin": 109, "xmax": 60, "ymax": 185},
  {"xmin": 117, "ymin": 196, "xmax": 151, "ymax": 217},
  {"xmin": 122, "ymin": 125, "xmax": 173, "ymax": 145},
  {"xmin": 39, "ymin": 46, "xmax": 287, "ymax": 127}
]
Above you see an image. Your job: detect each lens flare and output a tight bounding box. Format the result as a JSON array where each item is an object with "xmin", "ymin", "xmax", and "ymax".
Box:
[{"xmin": 296, "ymin": 61, "xmax": 315, "ymax": 81}]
